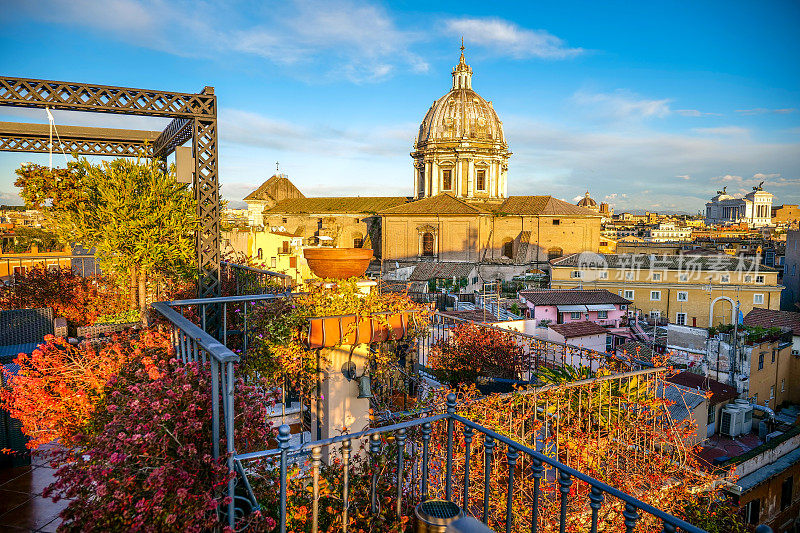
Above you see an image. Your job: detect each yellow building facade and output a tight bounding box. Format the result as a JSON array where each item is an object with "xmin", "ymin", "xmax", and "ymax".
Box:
[{"xmin": 550, "ymin": 253, "xmax": 782, "ymax": 328}]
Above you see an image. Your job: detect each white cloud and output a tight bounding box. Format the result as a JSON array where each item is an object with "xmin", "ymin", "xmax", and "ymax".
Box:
[
  {"xmin": 676, "ymin": 175, "xmax": 692, "ymax": 180},
  {"xmin": 736, "ymin": 108, "xmax": 797, "ymax": 115},
  {"xmin": 675, "ymin": 109, "xmax": 722, "ymax": 117},
  {"xmin": 571, "ymin": 195, "xmax": 583, "ymax": 202},
  {"xmin": 692, "ymin": 126, "xmax": 749, "ymax": 136},
  {"xmin": 444, "ymin": 17, "xmax": 583, "ymax": 59},
  {"xmin": 571, "ymin": 90, "xmax": 672, "ymax": 120},
  {"xmin": 12, "ymin": 0, "xmax": 427, "ymax": 83},
  {"xmin": 0, "ymin": 190, "xmax": 23, "ymax": 205}
]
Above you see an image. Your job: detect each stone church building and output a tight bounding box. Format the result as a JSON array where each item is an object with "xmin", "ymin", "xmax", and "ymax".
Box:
[{"xmin": 248, "ymin": 47, "xmax": 601, "ymax": 282}]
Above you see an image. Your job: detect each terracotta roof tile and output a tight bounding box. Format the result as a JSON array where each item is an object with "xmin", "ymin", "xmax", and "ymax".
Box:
[
  {"xmin": 667, "ymin": 371, "xmax": 739, "ymax": 405},
  {"xmin": 409, "ymin": 262, "xmax": 476, "ymax": 281},
  {"xmin": 519, "ymin": 289, "xmax": 630, "ymax": 306},
  {"xmin": 380, "ymin": 193, "xmax": 488, "ymax": 215},
  {"xmin": 496, "ymin": 196, "xmax": 601, "ymax": 216},
  {"xmin": 548, "ymin": 321, "xmax": 608, "ymax": 339},
  {"xmin": 266, "ymin": 196, "xmax": 408, "ymax": 214},
  {"xmin": 439, "ymin": 309, "xmax": 499, "ymax": 323},
  {"xmin": 551, "ymin": 253, "xmax": 777, "ymax": 272},
  {"xmin": 743, "ymin": 308, "xmax": 800, "ymax": 336}
]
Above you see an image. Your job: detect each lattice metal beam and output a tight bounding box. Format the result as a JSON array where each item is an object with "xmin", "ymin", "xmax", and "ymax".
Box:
[
  {"xmin": 0, "ymin": 76, "xmax": 215, "ymax": 119},
  {"xmin": 153, "ymin": 117, "xmax": 192, "ymax": 159},
  {"xmin": 0, "ymin": 76, "xmax": 221, "ymax": 308},
  {"xmin": 0, "ymin": 121, "xmax": 159, "ymax": 157}
]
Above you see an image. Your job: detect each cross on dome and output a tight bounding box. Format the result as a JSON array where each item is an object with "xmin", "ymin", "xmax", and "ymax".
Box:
[{"xmin": 452, "ymin": 40, "xmax": 473, "ymax": 90}]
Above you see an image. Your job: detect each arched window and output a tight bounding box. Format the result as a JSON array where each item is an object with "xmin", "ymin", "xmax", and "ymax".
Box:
[
  {"xmin": 501, "ymin": 238, "xmax": 514, "ymax": 259},
  {"xmin": 547, "ymin": 247, "xmax": 563, "ymax": 261},
  {"xmin": 352, "ymin": 232, "xmax": 363, "ymax": 248},
  {"xmin": 422, "ymin": 232, "xmax": 435, "ymax": 257},
  {"xmin": 442, "ymin": 169, "xmax": 453, "ymax": 191},
  {"xmin": 257, "ymin": 248, "xmax": 263, "ymax": 259}
]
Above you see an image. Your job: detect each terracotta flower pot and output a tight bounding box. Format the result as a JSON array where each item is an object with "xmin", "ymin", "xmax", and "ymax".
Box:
[
  {"xmin": 303, "ymin": 247, "xmax": 373, "ymax": 279},
  {"xmin": 306, "ymin": 311, "xmax": 411, "ymax": 349}
]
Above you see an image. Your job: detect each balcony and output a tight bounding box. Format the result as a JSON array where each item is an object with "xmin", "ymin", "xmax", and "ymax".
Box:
[{"xmin": 149, "ymin": 276, "xmax": 775, "ymax": 532}]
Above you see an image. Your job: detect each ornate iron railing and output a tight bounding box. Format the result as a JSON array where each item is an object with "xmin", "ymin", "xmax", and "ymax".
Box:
[
  {"xmin": 419, "ymin": 312, "xmax": 649, "ymax": 381},
  {"xmin": 221, "ymin": 261, "xmax": 292, "ymax": 295},
  {"xmin": 151, "ymin": 294, "xmax": 773, "ymax": 532},
  {"xmin": 237, "ymin": 393, "xmax": 756, "ymax": 533}
]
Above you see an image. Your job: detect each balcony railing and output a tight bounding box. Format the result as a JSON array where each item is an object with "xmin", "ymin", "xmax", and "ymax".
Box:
[
  {"xmin": 221, "ymin": 260, "xmax": 292, "ymax": 295},
  {"xmin": 419, "ymin": 312, "xmax": 649, "ymax": 380},
  {"xmin": 150, "ymin": 292, "xmax": 773, "ymax": 532},
  {"xmin": 238, "ymin": 393, "xmax": 713, "ymax": 533}
]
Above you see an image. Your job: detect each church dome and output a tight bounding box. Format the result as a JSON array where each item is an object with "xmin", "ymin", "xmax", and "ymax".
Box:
[
  {"xmin": 415, "ymin": 47, "xmax": 506, "ymax": 148},
  {"xmin": 577, "ymin": 191, "xmax": 598, "ymax": 208}
]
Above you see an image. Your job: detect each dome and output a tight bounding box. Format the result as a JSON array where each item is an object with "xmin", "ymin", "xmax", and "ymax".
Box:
[
  {"xmin": 415, "ymin": 48, "xmax": 506, "ymax": 148},
  {"xmin": 577, "ymin": 191, "xmax": 598, "ymax": 208}
]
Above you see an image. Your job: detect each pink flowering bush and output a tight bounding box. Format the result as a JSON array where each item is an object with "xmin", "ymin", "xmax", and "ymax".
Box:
[{"xmin": 44, "ymin": 350, "xmax": 276, "ymax": 532}]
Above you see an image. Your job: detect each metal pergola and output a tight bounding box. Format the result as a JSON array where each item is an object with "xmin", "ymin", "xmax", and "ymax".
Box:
[{"xmin": 0, "ymin": 76, "xmax": 221, "ymax": 301}]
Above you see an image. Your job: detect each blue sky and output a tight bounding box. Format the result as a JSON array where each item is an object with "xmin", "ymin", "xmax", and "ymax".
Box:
[{"xmin": 1, "ymin": 0, "xmax": 799, "ymax": 213}]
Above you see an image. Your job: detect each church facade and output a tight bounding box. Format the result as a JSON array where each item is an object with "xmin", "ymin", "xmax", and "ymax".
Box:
[{"xmin": 245, "ymin": 47, "xmax": 601, "ymax": 282}]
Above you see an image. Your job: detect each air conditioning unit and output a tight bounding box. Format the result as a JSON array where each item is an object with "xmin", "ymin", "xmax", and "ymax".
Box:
[
  {"xmin": 720, "ymin": 406, "xmax": 743, "ymax": 437},
  {"xmin": 735, "ymin": 399, "xmax": 754, "ymax": 434}
]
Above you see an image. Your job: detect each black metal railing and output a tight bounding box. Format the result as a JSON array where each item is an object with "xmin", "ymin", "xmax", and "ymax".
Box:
[
  {"xmin": 1, "ymin": 254, "xmax": 100, "ymax": 281},
  {"xmin": 221, "ymin": 261, "xmax": 292, "ymax": 295},
  {"xmin": 151, "ymin": 293, "xmax": 772, "ymax": 532},
  {"xmin": 419, "ymin": 312, "xmax": 649, "ymax": 382},
  {"xmin": 236, "ymin": 393, "xmax": 749, "ymax": 533}
]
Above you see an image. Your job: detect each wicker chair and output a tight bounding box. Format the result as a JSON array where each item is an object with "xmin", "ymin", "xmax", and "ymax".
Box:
[{"xmin": 0, "ymin": 307, "xmax": 67, "ymax": 363}]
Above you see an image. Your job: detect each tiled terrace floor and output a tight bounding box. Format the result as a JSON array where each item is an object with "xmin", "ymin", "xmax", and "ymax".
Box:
[{"xmin": 0, "ymin": 449, "xmax": 67, "ymax": 532}]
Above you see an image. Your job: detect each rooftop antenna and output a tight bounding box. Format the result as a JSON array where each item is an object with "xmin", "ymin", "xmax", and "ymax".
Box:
[{"xmin": 276, "ymin": 161, "xmax": 280, "ymax": 173}]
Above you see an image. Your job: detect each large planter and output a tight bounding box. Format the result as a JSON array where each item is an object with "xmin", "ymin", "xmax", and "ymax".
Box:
[
  {"xmin": 306, "ymin": 311, "xmax": 412, "ymax": 349},
  {"xmin": 303, "ymin": 248, "xmax": 373, "ymax": 279}
]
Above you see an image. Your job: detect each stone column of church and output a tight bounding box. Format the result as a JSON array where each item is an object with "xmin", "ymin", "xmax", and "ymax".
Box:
[
  {"xmin": 454, "ymin": 153, "xmax": 461, "ymax": 197},
  {"xmin": 431, "ymin": 160, "xmax": 439, "ymax": 196},
  {"xmin": 467, "ymin": 159, "xmax": 474, "ymax": 198},
  {"xmin": 426, "ymin": 161, "xmax": 433, "ymax": 197}
]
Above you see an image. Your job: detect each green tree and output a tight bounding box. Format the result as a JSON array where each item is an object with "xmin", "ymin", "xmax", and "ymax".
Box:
[{"xmin": 15, "ymin": 158, "xmax": 198, "ymax": 317}]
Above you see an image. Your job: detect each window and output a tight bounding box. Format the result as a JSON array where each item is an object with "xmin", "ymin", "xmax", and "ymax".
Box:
[
  {"xmin": 755, "ymin": 275, "xmax": 765, "ymax": 284},
  {"xmin": 770, "ymin": 385, "xmax": 775, "ymax": 399},
  {"xmin": 677, "ymin": 291, "xmax": 688, "ymax": 302},
  {"xmin": 676, "ymin": 313, "xmax": 686, "ymax": 326},
  {"xmin": 352, "ymin": 232, "xmax": 363, "ymax": 248},
  {"xmin": 281, "ymin": 241, "xmax": 289, "ymax": 254},
  {"xmin": 624, "ymin": 290, "xmax": 635, "ymax": 299},
  {"xmin": 679, "ymin": 273, "xmax": 688, "ymax": 282},
  {"xmin": 782, "ymin": 379, "xmax": 786, "ymax": 393},
  {"xmin": 650, "ymin": 291, "xmax": 661, "ymax": 301},
  {"xmin": 289, "ymin": 256, "xmax": 297, "ymax": 268},
  {"xmin": 652, "ymin": 272, "xmax": 662, "ymax": 281},
  {"xmin": 753, "ymin": 294, "xmax": 764, "ymax": 305},
  {"xmin": 570, "ymin": 312, "xmax": 581, "ymax": 320},
  {"xmin": 781, "ymin": 476, "xmax": 793, "ymax": 511},
  {"xmin": 707, "ymin": 403, "xmax": 715, "ymax": 424},
  {"xmin": 753, "ymin": 393, "xmax": 758, "ymax": 404},
  {"xmin": 650, "ymin": 310, "xmax": 661, "ymax": 320},
  {"xmin": 476, "ymin": 169, "xmax": 486, "ymax": 191},
  {"xmin": 270, "ymin": 257, "xmax": 277, "ymax": 268},
  {"xmin": 720, "ymin": 274, "xmax": 730, "ymax": 283},
  {"xmin": 282, "ymin": 217, "xmax": 288, "ymax": 224},
  {"xmin": 422, "ymin": 232, "xmax": 435, "ymax": 257},
  {"xmin": 598, "ymin": 311, "xmax": 608, "ymax": 319},
  {"xmin": 472, "ymin": 276, "xmax": 478, "ymax": 284},
  {"xmin": 745, "ymin": 274, "xmax": 752, "ymax": 283},
  {"xmin": 570, "ymin": 270, "xmax": 582, "ymax": 278},
  {"xmin": 744, "ymin": 499, "xmax": 760, "ymax": 524},
  {"xmin": 501, "ymin": 239, "xmax": 514, "ymax": 259},
  {"xmin": 257, "ymin": 248, "xmax": 263, "ymax": 259},
  {"xmin": 442, "ymin": 169, "xmax": 453, "ymax": 190},
  {"xmin": 758, "ymin": 353, "xmax": 764, "ymax": 370},
  {"xmin": 552, "ymin": 219, "xmax": 560, "ymax": 225},
  {"xmin": 772, "ymin": 350, "xmax": 776, "ymax": 363}
]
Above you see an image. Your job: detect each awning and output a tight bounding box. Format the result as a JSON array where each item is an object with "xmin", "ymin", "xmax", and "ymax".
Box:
[
  {"xmin": 556, "ymin": 305, "xmax": 588, "ymax": 313},
  {"xmin": 586, "ymin": 304, "xmax": 616, "ymax": 311}
]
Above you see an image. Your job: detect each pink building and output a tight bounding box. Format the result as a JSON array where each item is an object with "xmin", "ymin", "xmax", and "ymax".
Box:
[{"xmin": 518, "ymin": 289, "xmax": 630, "ymax": 328}]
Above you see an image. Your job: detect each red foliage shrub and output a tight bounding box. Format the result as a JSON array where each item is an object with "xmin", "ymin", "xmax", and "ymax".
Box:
[
  {"xmin": 0, "ymin": 330, "xmax": 169, "ymax": 449},
  {"xmin": 428, "ymin": 323, "xmax": 524, "ymax": 386},
  {"xmin": 43, "ymin": 347, "xmax": 276, "ymax": 532},
  {"xmin": 0, "ymin": 266, "xmax": 127, "ymax": 327}
]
